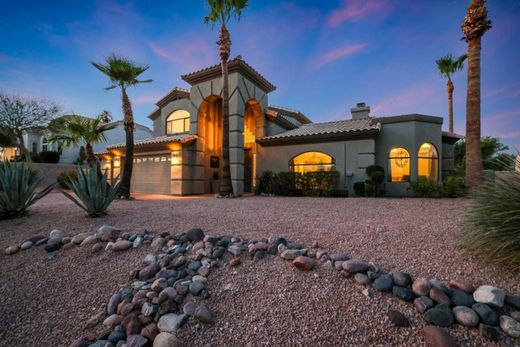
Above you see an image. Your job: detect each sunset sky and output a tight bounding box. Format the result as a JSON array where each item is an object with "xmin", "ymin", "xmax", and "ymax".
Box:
[{"xmin": 1, "ymin": 0, "xmax": 519, "ymax": 149}]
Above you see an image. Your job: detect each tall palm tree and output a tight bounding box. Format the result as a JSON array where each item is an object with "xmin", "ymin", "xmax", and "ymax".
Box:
[
  {"xmin": 91, "ymin": 55, "xmax": 152, "ymax": 199},
  {"xmin": 461, "ymin": 0, "xmax": 491, "ymax": 189},
  {"xmin": 49, "ymin": 114, "xmax": 117, "ymax": 165},
  {"xmin": 204, "ymin": 0, "xmax": 248, "ymax": 197},
  {"xmin": 435, "ymin": 53, "xmax": 467, "ymax": 133}
]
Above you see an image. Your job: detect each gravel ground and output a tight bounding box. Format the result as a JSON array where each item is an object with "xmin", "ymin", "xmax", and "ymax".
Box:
[{"xmin": 1, "ymin": 193, "xmax": 519, "ymax": 346}]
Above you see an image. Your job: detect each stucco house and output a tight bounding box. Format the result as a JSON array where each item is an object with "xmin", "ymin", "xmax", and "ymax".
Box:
[
  {"xmin": 1, "ymin": 119, "xmax": 153, "ymax": 164},
  {"xmin": 99, "ymin": 57, "xmax": 462, "ymax": 197}
]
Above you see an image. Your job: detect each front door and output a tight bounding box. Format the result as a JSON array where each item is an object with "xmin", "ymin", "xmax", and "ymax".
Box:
[{"xmin": 244, "ymin": 149, "xmax": 253, "ymax": 193}]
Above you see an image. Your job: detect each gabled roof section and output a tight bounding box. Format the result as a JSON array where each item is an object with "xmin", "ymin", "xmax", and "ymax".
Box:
[
  {"xmin": 155, "ymin": 87, "xmax": 190, "ymax": 109},
  {"xmin": 265, "ymin": 109, "xmax": 298, "ymax": 130},
  {"xmin": 181, "ymin": 56, "xmax": 276, "ymax": 93},
  {"xmin": 106, "ymin": 134, "xmax": 197, "ymax": 150},
  {"xmin": 267, "ymin": 105, "xmax": 312, "ymax": 125},
  {"xmin": 257, "ymin": 118, "xmax": 380, "ymax": 146},
  {"xmin": 147, "ymin": 108, "xmax": 161, "ymax": 120}
]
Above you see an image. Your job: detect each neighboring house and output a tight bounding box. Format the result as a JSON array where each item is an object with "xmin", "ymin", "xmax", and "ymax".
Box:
[
  {"xmin": 0, "ymin": 119, "xmax": 153, "ymax": 164},
  {"xmin": 99, "ymin": 56, "xmax": 463, "ymax": 197}
]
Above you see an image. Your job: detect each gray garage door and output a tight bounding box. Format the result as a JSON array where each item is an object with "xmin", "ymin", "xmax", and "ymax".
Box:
[{"xmin": 131, "ymin": 155, "xmax": 171, "ymax": 195}]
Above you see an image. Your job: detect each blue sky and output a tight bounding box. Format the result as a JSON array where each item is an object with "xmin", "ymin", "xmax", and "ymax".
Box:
[{"xmin": 1, "ymin": 0, "xmax": 519, "ymax": 149}]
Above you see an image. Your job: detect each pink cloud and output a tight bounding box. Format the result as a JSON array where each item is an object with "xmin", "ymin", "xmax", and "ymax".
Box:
[
  {"xmin": 149, "ymin": 37, "xmax": 214, "ymax": 71},
  {"xmin": 493, "ymin": 131, "xmax": 520, "ymax": 139},
  {"xmin": 310, "ymin": 43, "xmax": 366, "ymax": 69},
  {"xmin": 372, "ymin": 79, "xmax": 441, "ymax": 116},
  {"xmin": 485, "ymin": 110, "xmax": 520, "ymax": 124},
  {"xmin": 327, "ymin": 0, "xmax": 391, "ymax": 27}
]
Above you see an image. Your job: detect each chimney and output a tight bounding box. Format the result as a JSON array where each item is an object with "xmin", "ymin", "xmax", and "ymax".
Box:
[{"xmin": 350, "ymin": 102, "xmax": 370, "ymax": 120}]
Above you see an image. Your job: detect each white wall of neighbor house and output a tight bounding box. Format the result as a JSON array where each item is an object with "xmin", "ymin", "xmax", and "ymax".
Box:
[{"xmin": 256, "ymin": 138, "xmax": 376, "ymax": 194}]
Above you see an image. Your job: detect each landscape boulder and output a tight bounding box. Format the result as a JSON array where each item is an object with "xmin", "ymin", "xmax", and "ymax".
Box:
[
  {"xmin": 473, "ymin": 285, "xmax": 505, "ymax": 308},
  {"xmin": 342, "ymin": 259, "xmax": 369, "ymax": 273},
  {"xmin": 421, "ymin": 326, "xmax": 457, "ymax": 347},
  {"xmin": 292, "ymin": 256, "xmax": 315, "ymax": 271},
  {"xmin": 499, "ymin": 315, "xmax": 520, "ymax": 338},
  {"xmin": 153, "ymin": 332, "xmax": 181, "ymax": 347},
  {"xmin": 112, "ymin": 240, "xmax": 132, "ymax": 252},
  {"xmin": 424, "ymin": 304, "xmax": 454, "ymax": 327}
]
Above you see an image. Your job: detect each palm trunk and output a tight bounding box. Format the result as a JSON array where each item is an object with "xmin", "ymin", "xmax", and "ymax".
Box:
[
  {"xmin": 17, "ymin": 132, "xmax": 30, "ymax": 162},
  {"xmin": 119, "ymin": 87, "xmax": 135, "ymax": 199},
  {"xmin": 447, "ymin": 79, "xmax": 454, "ymax": 133},
  {"xmin": 218, "ymin": 24, "xmax": 233, "ymax": 196},
  {"xmin": 85, "ymin": 143, "xmax": 96, "ymax": 165},
  {"xmin": 465, "ymin": 38, "xmax": 484, "ymax": 189}
]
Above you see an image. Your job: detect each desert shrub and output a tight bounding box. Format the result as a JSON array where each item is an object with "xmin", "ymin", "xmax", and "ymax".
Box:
[
  {"xmin": 353, "ymin": 181, "xmax": 365, "ymax": 196},
  {"xmin": 39, "ymin": 150, "xmax": 60, "ymax": 163},
  {"xmin": 0, "ymin": 162, "xmax": 54, "ymax": 219},
  {"xmin": 365, "ymin": 165, "xmax": 385, "ymax": 197},
  {"xmin": 443, "ymin": 175, "xmax": 465, "ymax": 198},
  {"xmin": 409, "ymin": 177, "xmax": 442, "ymax": 197},
  {"xmin": 57, "ymin": 170, "xmax": 79, "ymax": 189},
  {"xmin": 256, "ymin": 170, "xmax": 339, "ymax": 197},
  {"xmin": 61, "ymin": 162, "xmax": 120, "ymax": 217},
  {"xmin": 460, "ymin": 171, "xmax": 520, "ymax": 269},
  {"xmin": 30, "ymin": 152, "xmax": 41, "ymax": 162},
  {"xmin": 255, "ymin": 171, "xmax": 275, "ymax": 195}
]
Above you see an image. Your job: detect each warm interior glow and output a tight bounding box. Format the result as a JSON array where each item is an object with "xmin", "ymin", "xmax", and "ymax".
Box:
[
  {"xmin": 171, "ymin": 151, "xmax": 181, "ymax": 165},
  {"xmin": 290, "ymin": 152, "xmax": 335, "ymax": 173},
  {"xmin": 166, "ymin": 110, "xmax": 190, "ymax": 134},
  {"xmin": 418, "ymin": 143, "xmax": 439, "ymax": 181},
  {"xmin": 0, "ymin": 147, "xmax": 17, "ymax": 161},
  {"xmin": 388, "ymin": 147, "xmax": 410, "ymax": 182},
  {"xmin": 113, "ymin": 156, "xmax": 121, "ymax": 168}
]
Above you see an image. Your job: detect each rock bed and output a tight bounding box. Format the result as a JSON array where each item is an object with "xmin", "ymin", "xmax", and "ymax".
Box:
[{"xmin": 38, "ymin": 228, "xmax": 517, "ymax": 347}]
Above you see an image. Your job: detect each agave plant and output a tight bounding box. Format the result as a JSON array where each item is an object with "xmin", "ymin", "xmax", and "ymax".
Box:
[
  {"xmin": 0, "ymin": 161, "xmax": 54, "ymax": 219},
  {"xmin": 61, "ymin": 162, "xmax": 120, "ymax": 217},
  {"xmin": 460, "ymin": 169, "xmax": 520, "ymax": 269}
]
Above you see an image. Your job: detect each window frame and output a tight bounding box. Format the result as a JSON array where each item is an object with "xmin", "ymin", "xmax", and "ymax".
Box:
[
  {"xmin": 388, "ymin": 147, "xmax": 411, "ymax": 183},
  {"xmin": 165, "ymin": 110, "xmax": 190, "ymax": 135},
  {"xmin": 417, "ymin": 142, "xmax": 439, "ymax": 182},
  {"xmin": 288, "ymin": 151, "xmax": 336, "ymax": 173}
]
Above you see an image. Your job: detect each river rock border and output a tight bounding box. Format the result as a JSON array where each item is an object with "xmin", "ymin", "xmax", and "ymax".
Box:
[{"xmin": 5, "ymin": 227, "xmax": 520, "ymax": 346}]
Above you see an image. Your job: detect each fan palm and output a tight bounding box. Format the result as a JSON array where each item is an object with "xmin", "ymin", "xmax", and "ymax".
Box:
[
  {"xmin": 436, "ymin": 54, "xmax": 467, "ymax": 133},
  {"xmin": 49, "ymin": 114, "xmax": 117, "ymax": 165},
  {"xmin": 461, "ymin": 0, "xmax": 492, "ymax": 189},
  {"xmin": 204, "ymin": 0, "xmax": 248, "ymax": 197},
  {"xmin": 91, "ymin": 54, "xmax": 152, "ymax": 199}
]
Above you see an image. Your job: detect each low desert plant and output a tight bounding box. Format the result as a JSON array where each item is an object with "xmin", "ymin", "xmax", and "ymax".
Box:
[
  {"xmin": 61, "ymin": 162, "xmax": 120, "ymax": 217},
  {"xmin": 0, "ymin": 162, "xmax": 54, "ymax": 219},
  {"xmin": 353, "ymin": 181, "xmax": 365, "ymax": 196},
  {"xmin": 255, "ymin": 170, "xmax": 339, "ymax": 197},
  {"xmin": 443, "ymin": 175, "xmax": 465, "ymax": 197},
  {"xmin": 409, "ymin": 177, "xmax": 442, "ymax": 197},
  {"xmin": 255, "ymin": 170, "xmax": 275, "ymax": 195},
  {"xmin": 460, "ymin": 171, "xmax": 520, "ymax": 269},
  {"xmin": 57, "ymin": 170, "xmax": 79, "ymax": 189},
  {"xmin": 365, "ymin": 165, "xmax": 385, "ymax": 197}
]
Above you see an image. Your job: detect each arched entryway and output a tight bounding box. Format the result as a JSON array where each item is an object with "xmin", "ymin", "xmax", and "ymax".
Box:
[
  {"xmin": 198, "ymin": 96, "xmax": 223, "ymax": 194},
  {"xmin": 243, "ymin": 99, "xmax": 264, "ymax": 192}
]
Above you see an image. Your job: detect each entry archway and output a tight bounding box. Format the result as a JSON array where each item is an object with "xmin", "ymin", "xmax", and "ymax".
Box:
[{"xmin": 198, "ymin": 96, "xmax": 223, "ymax": 193}]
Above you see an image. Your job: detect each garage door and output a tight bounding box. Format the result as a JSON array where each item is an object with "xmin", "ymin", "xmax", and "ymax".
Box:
[{"xmin": 131, "ymin": 155, "xmax": 171, "ymax": 194}]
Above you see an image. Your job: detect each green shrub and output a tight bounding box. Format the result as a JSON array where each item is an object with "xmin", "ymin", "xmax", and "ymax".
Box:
[
  {"xmin": 365, "ymin": 165, "xmax": 385, "ymax": 197},
  {"xmin": 460, "ymin": 171, "xmax": 520, "ymax": 268},
  {"xmin": 256, "ymin": 170, "xmax": 339, "ymax": 197},
  {"xmin": 30, "ymin": 152, "xmax": 41, "ymax": 162},
  {"xmin": 57, "ymin": 170, "xmax": 79, "ymax": 189},
  {"xmin": 409, "ymin": 177, "xmax": 442, "ymax": 197},
  {"xmin": 443, "ymin": 175, "xmax": 465, "ymax": 198},
  {"xmin": 38, "ymin": 150, "xmax": 60, "ymax": 163},
  {"xmin": 61, "ymin": 162, "xmax": 120, "ymax": 217},
  {"xmin": 0, "ymin": 162, "xmax": 54, "ymax": 219},
  {"xmin": 353, "ymin": 181, "xmax": 365, "ymax": 196}
]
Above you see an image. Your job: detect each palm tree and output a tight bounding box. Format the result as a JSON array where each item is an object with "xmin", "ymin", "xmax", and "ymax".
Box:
[
  {"xmin": 49, "ymin": 114, "xmax": 117, "ymax": 165},
  {"xmin": 204, "ymin": 0, "xmax": 248, "ymax": 197},
  {"xmin": 461, "ymin": 0, "xmax": 492, "ymax": 189},
  {"xmin": 91, "ymin": 55, "xmax": 152, "ymax": 199},
  {"xmin": 435, "ymin": 54, "xmax": 467, "ymax": 133}
]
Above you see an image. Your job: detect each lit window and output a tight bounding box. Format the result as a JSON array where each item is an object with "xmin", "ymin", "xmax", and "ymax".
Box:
[
  {"xmin": 289, "ymin": 152, "xmax": 335, "ymax": 173},
  {"xmin": 388, "ymin": 147, "xmax": 410, "ymax": 182},
  {"xmin": 166, "ymin": 110, "xmax": 190, "ymax": 134},
  {"xmin": 418, "ymin": 143, "xmax": 439, "ymax": 181}
]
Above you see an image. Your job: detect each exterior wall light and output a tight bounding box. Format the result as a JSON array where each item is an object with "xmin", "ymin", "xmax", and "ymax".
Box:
[{"xmin": 171, "ymin": 151, "xmax": 181, "ymax": 165}]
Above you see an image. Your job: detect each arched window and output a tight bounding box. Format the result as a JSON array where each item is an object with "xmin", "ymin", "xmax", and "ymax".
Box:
[
  {"xmin": 166, "ymin": 110, "xmax": 190, "ymax": 134},
  {"xmin": 42, "ymin": 137, "xmax": 49, "ymax": 152},
  {"xmin": 388, "ymin": 147, "xmax": 410, "ymax": 182},
  {"xmin": 418, "ymin": 143, "xmax": 439, "ymax": 181},
  {"xmin": 289, "ymin": 152, "xmax": 335, "ymax": 173}
]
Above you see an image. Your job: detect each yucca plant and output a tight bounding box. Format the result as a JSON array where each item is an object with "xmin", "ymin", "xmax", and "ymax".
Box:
[
  {"xmin": 0, "ymin": 162, "xmax": 54, "ymax": 219},
  {"xmin": 61, "ymin": 162, "xmax": 120, "ymax": 217},
  {"xmin": 460, "ymin": 170, "xmax": 520, "ymax": 269}
]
